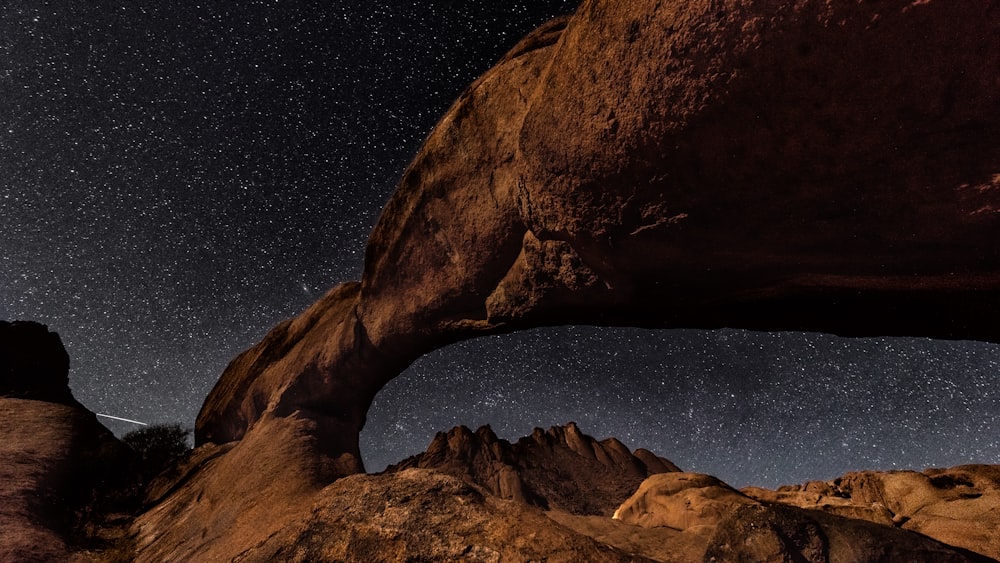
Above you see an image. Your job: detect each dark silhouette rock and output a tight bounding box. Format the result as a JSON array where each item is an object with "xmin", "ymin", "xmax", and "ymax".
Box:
[
  {"xmin": 0, "ymin": 321, "xmax": 76, "ymax": 406},
  {"xmin": 387, "ymin": 422, "xmax": 680, "ymax": 515}
]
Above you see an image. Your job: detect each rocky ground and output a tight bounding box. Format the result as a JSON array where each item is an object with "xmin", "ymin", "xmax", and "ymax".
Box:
[
  {"xmin": 2, "ymin": 322, "xmax": 998, "ymax": 561},
  {"xmin": 132, "ymin": 423, "xmax": 1000, "ymax": 562}
]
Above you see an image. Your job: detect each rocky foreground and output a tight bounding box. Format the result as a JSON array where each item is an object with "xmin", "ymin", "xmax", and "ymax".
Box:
[
  {"xmin": 2, "ymin": 321, "xmax": 1000, "ymax": 561},
  {"xmin": 130, "ymin": 425, "xmax": 1000, "ymax": 562}
]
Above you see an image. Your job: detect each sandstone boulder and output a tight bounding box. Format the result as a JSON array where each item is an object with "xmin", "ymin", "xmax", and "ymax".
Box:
[
  {"xmin": 705, "ymin": 502, "xmax": 994, "ymax": 563},
  {"xmin": 132, "ymin": 435, "xmax": 666, "ymax": 562},
  {"xmin": 248, "ymin": 469, "xmax": 656, "ymax": 563},
  {"xmin": 613, "ymin": 473, "xmax": 753, "ymax": 530},
  {"xmin": 613, "ymin": 471, "xmax": 996, "ymax": 562}
]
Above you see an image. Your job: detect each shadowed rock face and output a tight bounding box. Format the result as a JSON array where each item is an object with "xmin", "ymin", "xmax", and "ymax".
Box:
[{"xmin": 194, "ymin": 0, "xmax": 1000, "ymax": 520}]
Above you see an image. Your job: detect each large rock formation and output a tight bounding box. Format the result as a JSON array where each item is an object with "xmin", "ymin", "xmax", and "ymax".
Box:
[
  {"xmin": 0, "ymin": 321, "xmax": 133, "ymax": 562},
  {"xmin": 197, "ymin": 0, "xmax": 1000, "ymax": 478},
  {"xmin": 178, "ymin": 468, "xmax": 657, "ymax": 563},
  {"xmin": 387, "ymin": 422, "xmax": 680, "ymax": 515},
  {"xmin": 140, "ymin": 1, "xmax": 1000, "ymax": 559}
]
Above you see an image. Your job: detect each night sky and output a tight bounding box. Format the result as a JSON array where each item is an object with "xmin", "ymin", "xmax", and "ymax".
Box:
[{"xmin": 3, "ymin": 2, "xmax": 997, "ymax": 489}]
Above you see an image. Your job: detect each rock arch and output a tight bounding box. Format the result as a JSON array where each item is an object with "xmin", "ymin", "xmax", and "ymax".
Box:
[{"xmin": 196, "ymin": 0, "xmax": 1000, "ymax": 480}]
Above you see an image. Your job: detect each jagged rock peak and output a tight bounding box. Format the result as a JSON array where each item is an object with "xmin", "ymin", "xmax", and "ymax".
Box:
[
  {"xmin": 0, "ymin": 320, "xmax": 76, "ymax": 406},
  {"xmin": 389, "ymin": 422, "xmax": 678, "ymax": 515},
  {"xmin": 524, "ymin": 422, "xmax": 682, "ymax": 474},
  {"xmin": 435, "ymin": 423, "xmax": 503, "ymax": 446},
  {"xmin": 530, "ymin": 421, "xmax": 593, "ymax": 453},
  {"xmin": 420, "ymin": 424, "xmax": 509, "ymax": 466}
]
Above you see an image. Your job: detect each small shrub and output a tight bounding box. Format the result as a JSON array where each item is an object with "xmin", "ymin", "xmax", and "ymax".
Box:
[
  {"xmin": 70, "ymin": 424, "xmax": 192, "ymax": 559},
  {"xmin": 122, "ymin": 423, "xmax": 192, "ymax": 483}
]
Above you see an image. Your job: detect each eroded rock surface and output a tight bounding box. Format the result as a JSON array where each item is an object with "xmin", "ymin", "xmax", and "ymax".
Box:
[
  {"xmin": 387, "ymin": 422, "xmax": 679, "ymax": 515},
  {"xmin": 248, "ymin": 469, "xmax": 655, "ymax": 563},
  {"xmin": 131, "ymin": 425, "xmax": 1000, "ymax": 562},
  {"xmin": 133, "ymin": 423, "xmax": 669, "ymax": 562},
  {"xmin": 613, "ymin": 473, "xmax": 751, "ymax": 530}
]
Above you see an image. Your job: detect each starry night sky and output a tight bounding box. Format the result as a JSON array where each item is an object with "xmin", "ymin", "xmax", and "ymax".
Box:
[{"xmin": 3, "ymin": 2, "xmax": 998, "ymax": 489}]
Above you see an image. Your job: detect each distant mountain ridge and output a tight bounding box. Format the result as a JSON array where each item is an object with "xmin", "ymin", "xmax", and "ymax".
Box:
[{"xmin": 387, "ymin": 421, "xmax": 679, "ymax": 515}]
